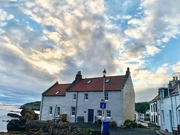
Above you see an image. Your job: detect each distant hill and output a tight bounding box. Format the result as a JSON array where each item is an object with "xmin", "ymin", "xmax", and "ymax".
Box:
[
  {"xmin": 135, "ymin": 102, "xmax": 150, "ymax": 113},
  {"xmin": 20, "ymin": 101, "xmax": 41, "ymax": 111}
]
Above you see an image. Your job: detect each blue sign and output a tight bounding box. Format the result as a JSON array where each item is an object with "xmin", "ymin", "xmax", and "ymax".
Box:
[{"xmin": 100, "ymin": 102, "xmax": 106, "ymax": 109}]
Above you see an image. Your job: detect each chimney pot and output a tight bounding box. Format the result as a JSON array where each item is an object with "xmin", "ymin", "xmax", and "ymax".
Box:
[
  {"xmin": 75, "ymin": 71, "xmax": 82, "ymax": 83},
  {"xmin": 125, "ymin": 67, "xmax": 130, "ymax": 77}
]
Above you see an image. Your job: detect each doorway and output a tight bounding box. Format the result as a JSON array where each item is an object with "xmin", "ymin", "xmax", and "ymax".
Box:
[{"xmin": 88, "ymin": 109, "xmax": 94, "ymax": 122}]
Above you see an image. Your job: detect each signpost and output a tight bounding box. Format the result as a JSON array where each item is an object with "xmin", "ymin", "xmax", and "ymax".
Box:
[{"xmin": 100, "ymin": 102, "xmax": 106, "ymax": 109}]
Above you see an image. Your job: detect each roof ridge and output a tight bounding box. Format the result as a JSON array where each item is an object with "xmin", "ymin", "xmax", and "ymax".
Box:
[
  {"xmin": 83, "ymin": 75, "xmax": 126, "ymax": 80},
  {"xmin": 42, "ymin": 81, "xmax": 59, "ymax": 95}
]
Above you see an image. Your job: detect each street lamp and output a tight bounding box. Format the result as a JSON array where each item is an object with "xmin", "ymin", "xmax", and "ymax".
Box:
[
  {"xmin": 103, "ymin": 69, "xmax": 106, "ymax": 101},
  {"xmin": 101, "ymin": 69, "xmax": 106, "ymax": 134}
]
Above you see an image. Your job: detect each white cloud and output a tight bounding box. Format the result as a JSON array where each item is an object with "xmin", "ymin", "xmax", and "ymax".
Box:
[
  {"xmin": 0, "ymin": 0, "xmax": 179, "ymax": 103},
  {"xmin": 172, "ymin": 62, "xmax": 180, "ymax": 73}
]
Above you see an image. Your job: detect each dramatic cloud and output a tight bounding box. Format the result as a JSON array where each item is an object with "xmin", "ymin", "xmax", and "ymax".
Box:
[{"xmin": 0, "ymin": 0, "xmax": 179, "ymax": 104}]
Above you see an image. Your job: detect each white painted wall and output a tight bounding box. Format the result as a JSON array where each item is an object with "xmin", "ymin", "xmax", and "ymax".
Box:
[
  {"xmin": 40, "ymin": 91, "xmax": 125, "ymax": 126},
  {"xmin": 122, "ymin": 76, "xmax": 135, "ymax": 122},
  {"xmin": 40, "ymin": 76, "xmax": 135, "ymax": 127},
  {"xmin": 160, "ymin": 93, "xmax": 180, "ymax": 132}
]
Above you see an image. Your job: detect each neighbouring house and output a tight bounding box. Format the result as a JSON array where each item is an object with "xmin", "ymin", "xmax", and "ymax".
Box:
[
  {"xmin": 135, "ymin": 111, "xmax": 144, "ymax": 122},
  {"xmin": 40, "ymin": 68, "xmax": 135, "ymax": 127},
  {"xmin": 150, "ymin": 76, "xmax": 180, "ymax": 133},
  {"xmin": 145, "ymin": 109, "xmax": 150, "ymax": 115},
  {"xmin": 149, "ymin": 95, "xmax": 160, "ymax": 126}
]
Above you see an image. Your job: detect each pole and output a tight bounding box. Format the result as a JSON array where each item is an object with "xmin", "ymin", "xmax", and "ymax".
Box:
[{"xmin": 101, "ymin": 76, "xmax": 105, "ymax": 134}]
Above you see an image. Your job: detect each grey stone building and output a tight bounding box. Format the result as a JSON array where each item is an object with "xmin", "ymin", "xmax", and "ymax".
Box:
[{"xmin": 40, "ymin": 68, "xmax": 135, "ymax": 127}]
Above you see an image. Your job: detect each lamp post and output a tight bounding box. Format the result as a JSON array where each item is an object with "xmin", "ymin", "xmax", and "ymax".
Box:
[{"xmin": 101, "ymin": 69, "xmax": 106, "ymax": 134}]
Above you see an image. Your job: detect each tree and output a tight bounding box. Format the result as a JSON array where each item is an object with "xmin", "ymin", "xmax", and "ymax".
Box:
[{"xmin": 135, "ymin": 102, "xmax": 150, "ymax": 113}]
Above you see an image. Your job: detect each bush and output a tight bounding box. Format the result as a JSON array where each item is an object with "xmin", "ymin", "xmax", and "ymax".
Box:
[
  {"xmin": 124, "ymin": 119, "xmax": 137, "ymax": 128},
  {"xmin": 109, "ymin": 121, "xmax": 117, "ymax": 127},
  {"xmin": 97, "ymin": 119, "xmax": 102, "ymax": 125}
]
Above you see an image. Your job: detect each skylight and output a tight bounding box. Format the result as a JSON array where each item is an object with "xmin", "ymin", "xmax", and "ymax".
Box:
[
  {"xmin": 55, "ymin": 91, "xmax": 59, "ymax": 94},
  {"xmin": 86, "ymin": 80, "xmax": 91, "ymax": 84},
  {"xmin": 105, "ymin": 79, "xmax": 110, "ymax": 83}
]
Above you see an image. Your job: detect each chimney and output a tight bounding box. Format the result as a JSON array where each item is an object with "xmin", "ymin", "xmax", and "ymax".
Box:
[
  {"xmin": 173, "ymin": 76, "xmax": 175, "ymax": 81},
  {"xmin": 75, "ymin": 71, "xmax": 82, "ymax": 83},
  {"xmin": 176, "ymin": 76, "xmax": 178, "ymax": 80},
  {"xmin": 125, "ymin": 67, "xmax": 130, "ymax": 78}
]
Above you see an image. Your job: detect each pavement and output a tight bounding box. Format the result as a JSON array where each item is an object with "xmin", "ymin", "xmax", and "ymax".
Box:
[
  {"xmin": 148, "ymin": 123, "xmax": 172, "ymax": 135},
  {"xmin": 71, "ymin": 123, "xmax": 163, "ymax": 135},
  {"xmin": 158, "ymin": 130, "xmax": 172, "ymax": 135}
]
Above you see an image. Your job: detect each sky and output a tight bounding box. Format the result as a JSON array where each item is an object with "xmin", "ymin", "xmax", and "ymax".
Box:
[{"xmin": 0, "ymin": 0, "xmax": 180, "ymax": 105}]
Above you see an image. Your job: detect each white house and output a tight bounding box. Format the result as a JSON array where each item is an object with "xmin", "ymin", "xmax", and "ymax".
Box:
[
  {"xmin": 40, "ymin": 68, "xmax": 135, "ymax": 127},
  {"xmin": 149, "ymin": 95, "xmax": 161, "ymax": 126},
  {"xmin": 150, "ymin": 76, "xmax": 180, "ymax": 133}
]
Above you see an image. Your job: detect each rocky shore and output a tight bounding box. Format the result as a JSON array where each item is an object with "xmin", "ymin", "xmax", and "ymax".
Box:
[{"xmin": 2, "ymin": 108, "xmax": 100, "ymax": 135}]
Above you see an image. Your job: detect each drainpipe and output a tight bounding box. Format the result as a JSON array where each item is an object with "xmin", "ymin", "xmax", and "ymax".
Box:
[
  {"xmin": 175, "ymin": 95, "xmax": 178, "ymax": 128},
  {"xmin": 75, "ymin": 92, "xmax": 78, "ymax": 123}
]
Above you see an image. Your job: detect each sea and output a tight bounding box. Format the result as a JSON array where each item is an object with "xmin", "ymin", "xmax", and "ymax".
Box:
[{"xmin": 0, "ymin": 104, "xmax": 21, "ymax": 132}]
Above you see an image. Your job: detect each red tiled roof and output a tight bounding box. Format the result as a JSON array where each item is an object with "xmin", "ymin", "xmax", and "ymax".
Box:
[
  {"xmin": 68, "ymin": 75, "xmax": 127, "ymax": 92},
  {"xmin": 43, "ymin": 82, "xmax": 70, "ymax": 96},
  {"xmin": 170, "ymin": 83, "xmax": 179, "ymax": 94}
]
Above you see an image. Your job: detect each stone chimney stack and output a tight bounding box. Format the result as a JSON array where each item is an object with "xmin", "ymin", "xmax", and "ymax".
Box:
[
  {"xmin": 125, "ymin": 67, "xmax": 130, "ymax": 78},
  {"xmin": 75, "ymin": 71, "xmax": 82, "ymax": 83}
]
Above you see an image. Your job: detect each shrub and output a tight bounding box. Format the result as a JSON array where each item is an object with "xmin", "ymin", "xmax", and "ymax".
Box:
[
  {"xmin": 124, "ymin": 119, "xmax": 137, "ymax": 128},
  {"xmin": 109, "ymin": 121, "xmax": 117, "ymax": 127},
  {"xmin": 97, "ymin": 119, "xmax": 102, "ymax": 125}
]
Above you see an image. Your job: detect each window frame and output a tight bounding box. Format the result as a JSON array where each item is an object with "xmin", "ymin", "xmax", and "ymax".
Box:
[
  {"xmin": 49, "ymin": 106, "xmax": 53, "ymax": 115},
  {"xmin": 57, "ymin": 107, "xmax": 60, "ymax": 116},
  {"xmin": 73, "ymin": 93, "xmax": 76, "ymax": 101},
  {"xmin": 106, "ymin": 110, "xmax": 111, "ymax": 118},
  {"xmin": 105, "ymin": 91, "xmax": 108, "ymax": 101},
  {"xmin": 71, "ymin": 107, "xmax": 76, "ymax": 116},
  {"xmin": 97, "ymin": 110, "xmax": 102, "ymax": 117},
  {"xmin": 84, "ymin": 93, "xmax": 88, "ymax": 101}
]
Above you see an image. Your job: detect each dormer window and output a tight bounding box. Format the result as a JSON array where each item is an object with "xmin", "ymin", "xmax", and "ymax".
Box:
[
  {"xmin": 105, "ymin": 79, "xmax": 110, "ymax": 83},
  {"xmin": 86, "ymin": 80, "xmax": 91, "ymax": 84}
]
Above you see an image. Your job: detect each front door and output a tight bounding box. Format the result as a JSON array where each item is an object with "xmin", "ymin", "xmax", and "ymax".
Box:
[{"xmin": 88, "ymin": 109, "xmax": 94, "ymax": 122}]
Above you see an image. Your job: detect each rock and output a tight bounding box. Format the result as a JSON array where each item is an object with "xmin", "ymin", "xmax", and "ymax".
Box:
[
  {"xmin": 7, "ymin": 119, "xmax": 26, "ymax": 131},
  {"xmin": 7, "ymin": 113, "xmax": 21, "ymax": 118},
  {"xmin": 20, "ymin": 108, "xmax": 38, "ymax": 120}
]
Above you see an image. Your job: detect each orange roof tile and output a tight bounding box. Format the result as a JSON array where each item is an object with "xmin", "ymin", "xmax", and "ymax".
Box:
[
  {"xmin": 68, "ymin": 75, "xmax": 127, "ymax": 92},
  {"xmin": 43, "ymin": 82, "xmax": 70, "ymax": 96}
]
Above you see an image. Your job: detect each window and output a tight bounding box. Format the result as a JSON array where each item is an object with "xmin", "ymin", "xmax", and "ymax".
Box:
[
  {"xmin": 57, "ymin": 107, "xmax": 60, "ymax": 116},
  {"xmin": 71, "ymin": 107, "xmax": 76, "ymax": 116},
  {"xmin": 151, "ymin": 105, "xmax": 153, "ymax": 112},
  {"xmin": 97, "ymin": 110, "xmax": 102, "ymax": 117},
  {"xmin": 164, "ymin": 89, "xmax": 168, "ymax": 97},
  {"xmin": 84, "ymin": 93, "xmax": 88, "ymax": 101},
  {"xmin": 49, "ymin": 106, "xmax": 53, "ymax": 115},
  {"xmin": 105, "ymin": 92, "xmax": 108, "ymax": 101},
  {"xmin": 73, "ymin": 94, "xmax": 76, "ymax": 100},
  {"xmin": 105, "ymin": 79, "xmax": 110, "ymax": 83},
  {"xmin": 55, "ymin": 91, "xmax": 59, "ymax": 94},
  {"xmin": 86, "ymin": 80, "xmax": 91, "ymax": 84},
  {"xmin": 161, "ymin": 110, "xmax": 165, "ymax": 122},
  {"xmin": 106, "ymin": 110, "xmax": 111, "ymax": 118}
]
